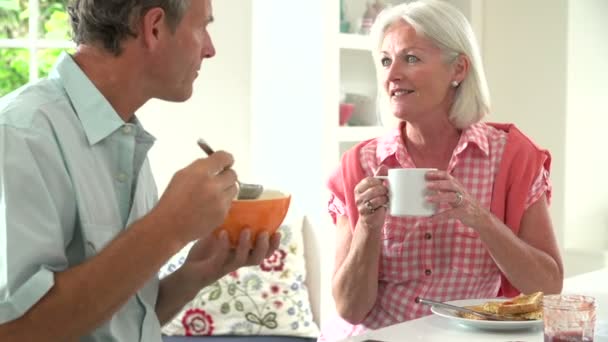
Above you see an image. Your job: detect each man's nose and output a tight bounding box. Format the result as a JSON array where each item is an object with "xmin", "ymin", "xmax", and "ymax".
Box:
[{"xmin": 202, "ymin": 33, "xmax": 216, "ymax": 59}]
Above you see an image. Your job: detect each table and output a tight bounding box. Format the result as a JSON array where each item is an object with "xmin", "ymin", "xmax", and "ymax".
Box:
[{"xmin": 341, "ymin": 268, "xmax": 608, "ymax": 342}]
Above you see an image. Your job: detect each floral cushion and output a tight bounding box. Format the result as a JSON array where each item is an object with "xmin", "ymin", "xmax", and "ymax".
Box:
[{"xmin": 160, "ymin": 217, "xmax": 319, "ymax": 338}]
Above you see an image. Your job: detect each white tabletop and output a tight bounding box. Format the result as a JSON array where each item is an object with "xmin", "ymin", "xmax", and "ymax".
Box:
[{"xmin": 341, "ymin": 267, "xmax": 608, "ymax": 342}]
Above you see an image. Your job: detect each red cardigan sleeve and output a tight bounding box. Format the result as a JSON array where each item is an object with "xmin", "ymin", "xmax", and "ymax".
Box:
[
  {"xmin": 489, "ymin": 123, "xmax": 552, "ymax": 297},
  {"xmin": 326, "ymin": 140, "xmax": 373, "ymax": 232}
]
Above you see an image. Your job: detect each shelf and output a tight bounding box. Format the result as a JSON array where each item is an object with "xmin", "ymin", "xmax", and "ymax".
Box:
[
  {"xmin": 338, "ymin": 33, "xmax": 372, "ymax": 51},
  {"xmin": 337, "ymin": 125, "xmax": 388, "ymax": 142}
]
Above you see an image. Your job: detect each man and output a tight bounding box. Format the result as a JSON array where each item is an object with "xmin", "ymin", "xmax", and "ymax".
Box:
[{"xmin": 0, "ymin": 0, "xmax": 279, "ymax": 341}]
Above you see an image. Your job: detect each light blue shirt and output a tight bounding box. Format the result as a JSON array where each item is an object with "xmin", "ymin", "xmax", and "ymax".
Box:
[{"xmin": 0, "ymin": 53, "xmax": 163, "ymax": 342}]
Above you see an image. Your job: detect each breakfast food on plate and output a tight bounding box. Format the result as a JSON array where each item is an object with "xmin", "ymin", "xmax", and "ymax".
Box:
[
  {"xmin": 458, "ymin": 291, "xmax": 544, "ymax": 321},
  {"xmin": 496, "ymin": 291, "xmax": 544, "ymax": 315}
]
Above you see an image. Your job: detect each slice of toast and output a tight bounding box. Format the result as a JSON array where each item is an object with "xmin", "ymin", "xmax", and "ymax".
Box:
[
  {"xmin": 459, "ymin": 305, "xmax": 489, "ymax": 320},
  {"xmin": 496, "ymin": 291, "xmax": 543, "ymax": 315},
  {"xmin": 517, "ymin": 309, "xmax": 543, "ymax": 320},
  {"xmin": 460, "ymin": 302, "xmax": 501, "ymax": 316},
  {"xmin": 459, "ymin": 305, "xmax": 535, "ymax": 321},
  {"xmin": 457, "ymin": 293, "xmax": 544, "ymax": 321},
  {"xmin": 481, "ymin": 301, "xmax": 503, "ymax": 314}
]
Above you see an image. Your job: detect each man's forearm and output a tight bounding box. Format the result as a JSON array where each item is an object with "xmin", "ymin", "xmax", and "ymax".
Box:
[
  {"xmin": 0, "ymin": 211, "xmax": 183, "ymax": 341},
  {"xmin": 156, "ymin": 264, "xmax": 219, "ymax": 325},
  {"xmin": 156, "ymin": 267, "xmax": 199, "ymax": 325}
]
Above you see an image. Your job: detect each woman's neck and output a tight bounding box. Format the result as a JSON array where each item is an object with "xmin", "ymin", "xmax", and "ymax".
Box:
[{"xmin": 402, "ymin": 119, "xmax": 461, "ymax": 169}]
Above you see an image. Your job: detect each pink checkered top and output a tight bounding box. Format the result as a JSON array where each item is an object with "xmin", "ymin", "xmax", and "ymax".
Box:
[{"xmin": 319, "ymin": 122, "xmax": 550, "ymax": 341}]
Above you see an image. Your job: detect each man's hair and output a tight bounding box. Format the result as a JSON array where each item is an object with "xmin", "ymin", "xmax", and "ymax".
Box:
[
  {"xmin": 68, "ymin": 0, "xmax": 191, "ymax": 56},
  {"xmin": 370, "ymin": 0, "xmax": 490, "ymax": 128}
]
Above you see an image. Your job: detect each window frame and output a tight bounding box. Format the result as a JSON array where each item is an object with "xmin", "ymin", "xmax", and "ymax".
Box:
[{"xmin": 0, "ymin": 0, "xmax": 74, "ymax": 82}]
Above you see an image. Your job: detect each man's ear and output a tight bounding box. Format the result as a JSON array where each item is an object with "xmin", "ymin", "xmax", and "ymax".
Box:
[{"xmin": 139, "ymin": 7, "xmax": 167, "ymax": 50}]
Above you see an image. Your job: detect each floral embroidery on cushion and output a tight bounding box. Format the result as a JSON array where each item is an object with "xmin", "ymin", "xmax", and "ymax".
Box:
[
  {"xmin": 182, "ymin": 308, "xmax": 214, "ymax": 336},
  {"xmin": 260, "ymin": 249, "xmax": 287, "ymax": 272},
  {"xmin": 160, "ymin": 220, "xmax": 319, "ymax": 337}
]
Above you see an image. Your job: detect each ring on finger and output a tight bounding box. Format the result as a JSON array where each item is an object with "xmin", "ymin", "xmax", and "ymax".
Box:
[
  {"xmin": 453, "ymin": 191, "xmax": 464, "ymax": 207},
  {"xmin": 365, "ymin": 200, "xmax": 376, "ymax": 213}
]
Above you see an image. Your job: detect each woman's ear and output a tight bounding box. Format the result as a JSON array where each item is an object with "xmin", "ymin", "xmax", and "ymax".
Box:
[{"xmin": 452, "ymin": 54, "xmax": 470, "ymax": 84}]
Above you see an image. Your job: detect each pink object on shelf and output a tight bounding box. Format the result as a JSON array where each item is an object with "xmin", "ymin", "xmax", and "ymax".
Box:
[{"xmin": 339, "ymin": 103, "xmax": 355, "ymax": 126}]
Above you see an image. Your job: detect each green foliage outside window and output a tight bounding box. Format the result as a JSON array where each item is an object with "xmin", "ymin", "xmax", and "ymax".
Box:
[{"xmin": 0, "ymin": 0, "xmax": 71, "ymax": 96}]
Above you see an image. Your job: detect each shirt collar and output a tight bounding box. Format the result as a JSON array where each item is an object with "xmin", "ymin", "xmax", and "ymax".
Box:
[
  {"xmin": 376, "ymin": 121, "xmax": 491, "ymax": 165},
  {"xmin": 455, "ymin": 121, "xmax": 490, "ymax": 157},
  {"xmin": 131, "ymin": 116, "xmax": 156, "ymax": 145},
  {"xmin": 376, "ymin": 124, "xmax": 403, "ymax": 164},
  {"xmin": 49, "ymin": 52, "xmax": 125, "ymax": 145}
]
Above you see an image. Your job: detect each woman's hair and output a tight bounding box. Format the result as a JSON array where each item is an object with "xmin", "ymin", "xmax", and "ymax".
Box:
[
  {"xmin": 370, "ymin": 0, "xmax": 490, "ymax": 128},
  {"xmin": 68, "ymin": 0, "xmax": 191, "ymax": 56}
]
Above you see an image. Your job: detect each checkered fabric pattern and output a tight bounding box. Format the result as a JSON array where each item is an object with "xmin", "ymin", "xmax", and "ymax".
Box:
[{"xmin": 324, "ymin": 122, "xmax": 550, "ymax": 337}]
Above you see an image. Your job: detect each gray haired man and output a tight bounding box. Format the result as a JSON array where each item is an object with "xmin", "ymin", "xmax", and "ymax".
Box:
[{"xmin": 0, "ymin": 1, "xmax": 280, "ymax": 340}]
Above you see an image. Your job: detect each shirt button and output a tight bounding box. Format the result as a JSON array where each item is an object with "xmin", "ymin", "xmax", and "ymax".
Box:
[
  {"xmin": 116, "ymin": 172, "xmax": 128, "ymax": 183},
  {"xmin": 425, "ymin": 269, "xmax": 432, "ymax": 276},
  {"xmin": 424, "ymin": 232, "xmax": 432, "ymax": 240},
  {"xmin": 122, "ymin": 125, "xmax": 133, "ymax": 134}
]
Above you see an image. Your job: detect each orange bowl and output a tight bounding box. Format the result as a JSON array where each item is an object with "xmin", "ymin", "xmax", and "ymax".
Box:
[{"xmin": 215, "ymin": 189, "xmax": 291, "ymax": 246}]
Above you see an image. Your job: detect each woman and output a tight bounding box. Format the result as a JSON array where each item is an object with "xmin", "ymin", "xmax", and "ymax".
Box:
[{"xmin": 320, "ymin": 0, "xmax": 563, "ymax": 340}]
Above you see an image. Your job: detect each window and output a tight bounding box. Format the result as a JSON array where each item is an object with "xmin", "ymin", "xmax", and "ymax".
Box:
[{"xmin": 0, "ymin": 0, "xmax": 73, "ymax": 96}]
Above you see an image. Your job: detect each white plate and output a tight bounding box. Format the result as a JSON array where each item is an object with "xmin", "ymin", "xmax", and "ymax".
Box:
[{"xmin": 430, "ymin": 298, "xmax": 543, "ymax": 331}]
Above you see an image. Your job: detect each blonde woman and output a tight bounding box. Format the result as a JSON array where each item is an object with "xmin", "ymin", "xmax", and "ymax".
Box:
[{"xmin": 320, "ymin": 1, "xmax": 562, "ymax": 340}]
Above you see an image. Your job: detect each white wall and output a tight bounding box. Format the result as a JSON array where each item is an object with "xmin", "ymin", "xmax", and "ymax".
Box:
[
  {"xmin": 250, "ymin": 0, "xmax": 329, "ymax": 324},
  {"xmin": 564, "ymin": 0, "xmax": 608, "ymax": 251},
  {"xmin": 482, "ymin": 0, "xmax": 568, "ymax": 248},
  {"xmin": 139, "ymin": 0, "xmax": 253, "ymax": 191}
]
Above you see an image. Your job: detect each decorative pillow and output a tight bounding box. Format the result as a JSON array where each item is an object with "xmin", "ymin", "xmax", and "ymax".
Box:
[{"xmin": 159, "ymin": 217, "xmax": 319, "ymax": 338}]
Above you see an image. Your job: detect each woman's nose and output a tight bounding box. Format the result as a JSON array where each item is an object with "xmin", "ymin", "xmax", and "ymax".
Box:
[{"xmin": 385, "ymin": 60, "xmax": 403, "ymax": 82}]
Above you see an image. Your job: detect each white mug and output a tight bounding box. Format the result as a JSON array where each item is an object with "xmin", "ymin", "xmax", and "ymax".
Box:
[{"xmin": 375, "ymin": 168, "xmax": 437, "ymax": 217}]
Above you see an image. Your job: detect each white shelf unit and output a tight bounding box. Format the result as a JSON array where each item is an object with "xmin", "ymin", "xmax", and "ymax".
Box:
[
  {"xmin": 328, "ymin": 0, "xmax": 484, "ymax": 167},
  {"xmin": 337, "ymin": 125, "xmax": 388, "ymax": 142},
  {"xmin": 338, "ymin": 33, "xmax": 372, "ymax": 51}
]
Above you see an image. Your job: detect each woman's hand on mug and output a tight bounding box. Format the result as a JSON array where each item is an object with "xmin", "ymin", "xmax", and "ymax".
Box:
[
  {"xmin": 425, "ymin": 170, "xmax": 490, "ymax": 228},
  {"xmin": 354, "ymin": 171, "xmax": 389, "ymax": 230}
]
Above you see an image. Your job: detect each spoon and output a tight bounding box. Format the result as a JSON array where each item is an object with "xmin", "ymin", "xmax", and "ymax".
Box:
[{"xmin": 197, "ymin": 138, "xmax": 264, "ymax": 200}]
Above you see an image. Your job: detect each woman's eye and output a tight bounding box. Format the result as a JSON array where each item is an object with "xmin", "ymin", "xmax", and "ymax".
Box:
[
  {"xmin": 405, "ymin": 55, "xmax": 420, "ymax": 63},
  {"xmin": 380, "ymin": 57, "xmax": 391, "ymax": 67}
]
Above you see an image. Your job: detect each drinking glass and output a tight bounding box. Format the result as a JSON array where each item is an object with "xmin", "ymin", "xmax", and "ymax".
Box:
[{"xmin": 544, "ymin": 294, "xmax": 596, "ymax": 342}]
